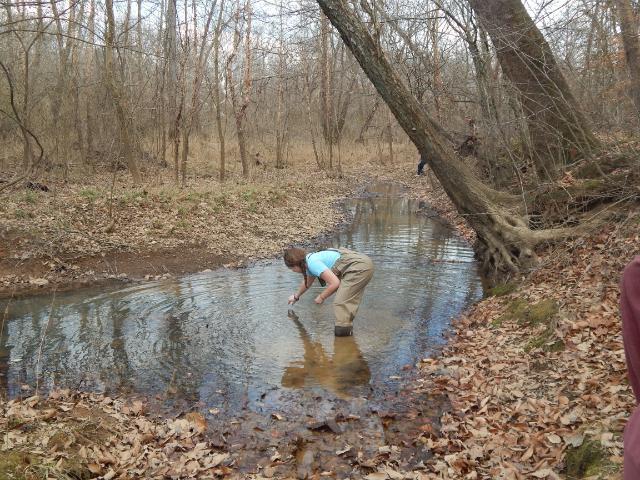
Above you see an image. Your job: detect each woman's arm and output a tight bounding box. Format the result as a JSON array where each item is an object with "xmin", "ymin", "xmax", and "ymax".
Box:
[
  {"xmin": 296, "ymin": 276, "xmax": 315, "ymax": 297},
  {"xmin": 289, "ymin": 277, "xmax": 316, "ymax": 304},
  {"xmin": 314, "ymin": 269, "xmax": 341, "ymax": 304}
]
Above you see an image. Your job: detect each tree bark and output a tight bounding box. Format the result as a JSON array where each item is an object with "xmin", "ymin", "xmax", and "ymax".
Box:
[
  {"xmin": 302, "ymin": 55, "xmax": 324, "ymax": 169},
  {"xmin": 315, "ymin": 0, "xmax": 568, "ymax": 276},
  {"xmin": 467, "ymin": 0, "xmax": 600, "ymax": 180},
  {"xmin": 226, "ymin": 2, "xmax": 253, "ymax": 178},
  {"xmin": 164, "ymin": 0, "xmax": 179, "ymax": 180},
  {"xmin": 614, "ymin": 0, "xmax": 640, "ymax": 121},
  {"xmin": 240, "ymin": 2, "xmax": 253, "ymax": 178},
  {"xmin": 212, "ymin": 2, "xmax": 226, "ymax": 181},
  {"xmin": 356, "ymin": 98, "xmax": 380, "ymax": 144},
  {"xmin": 84, "ymin": 0, "xmax": 97, "ymax": 165},
  {"xmin": 319, "ymin": 11, "xmax": 333, "ymax": 168},
  {"xmin": 181, "ymin": 0, "xmax": 217, "ymax": 186},
  {"xmin": 435, "ymin": 1, "xmax": 500, "ymax": 127},
  {"xmin": 275, "ymin": 0, "xmax": 288, "ymax": 169},
  {"xmin": 105, "ymin": 0, "xmax": 142, "ymax": 183}
]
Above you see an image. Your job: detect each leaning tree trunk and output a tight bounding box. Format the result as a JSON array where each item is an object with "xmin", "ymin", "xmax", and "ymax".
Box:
[
  {"xmin": 315, "ymin": 0, "xmax": 569, "ymax": 276},
  {"xmin": 467, "ymin": 0, "xmax": 600, "ymax": 181},
  {"xmin": 614, "ymin": 0, "xmax": 640, "ymax": 122}
]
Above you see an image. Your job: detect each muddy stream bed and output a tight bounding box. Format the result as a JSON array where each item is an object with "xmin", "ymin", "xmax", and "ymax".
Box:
[{"xmin": 1, "ymin": 183, "xmax": 484, "ymax": 477}]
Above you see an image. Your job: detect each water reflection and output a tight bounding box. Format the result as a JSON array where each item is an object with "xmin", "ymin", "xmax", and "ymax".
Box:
[
  {"xmin": 0, "ymin": 183, "xmax": 484, "ymax": 406},
  {"xmin": 281, "ymin": 310, "xmax": 370, "ymax": 396}
]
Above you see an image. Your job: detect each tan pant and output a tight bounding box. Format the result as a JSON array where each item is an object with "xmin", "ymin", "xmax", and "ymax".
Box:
[{"xmin": 330, "ymin": 248, "xmax": 374, "ymax": 327}]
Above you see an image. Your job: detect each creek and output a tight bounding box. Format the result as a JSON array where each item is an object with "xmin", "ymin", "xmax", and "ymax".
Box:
[{"xmin": 0, "ymin": 183, "xmax": 483, "ymax": 413}]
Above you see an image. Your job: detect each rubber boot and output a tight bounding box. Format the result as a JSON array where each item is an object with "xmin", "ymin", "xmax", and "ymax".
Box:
[{"xmin": 334, "ymin": 325, "xmax": 353, "ymax": 337}]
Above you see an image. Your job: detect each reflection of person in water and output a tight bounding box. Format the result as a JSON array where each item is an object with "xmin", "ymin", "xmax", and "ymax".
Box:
[
  {"xmin": 281, "ymin": 310, "xmax": 370, "ymax": 396},
  {"xmin": 284, "ymin": 247, "xmax": 374, "ymax": 337}
]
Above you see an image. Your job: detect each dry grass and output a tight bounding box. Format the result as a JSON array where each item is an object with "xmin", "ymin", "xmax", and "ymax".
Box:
[{"xmin": 0, "ymin": 137, "xmax": 419, "ymax": 292}]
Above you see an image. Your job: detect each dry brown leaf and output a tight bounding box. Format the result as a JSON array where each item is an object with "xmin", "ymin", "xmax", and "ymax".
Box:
[{"xmin": 365, "ymin": 473, "xmax": 388, "ymax": 480}]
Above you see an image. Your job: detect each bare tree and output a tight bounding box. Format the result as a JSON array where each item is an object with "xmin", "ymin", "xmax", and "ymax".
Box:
[
  {"xmin": 467, "ymin": 0, "xmax": 600, "ymax": 180},
  {"xmin": 319, "ymin": 10, "xmax": 334, "ymax": 168},
  {"xmin": 0, "ymin": 0, "xmax": 636, "ymax": 201},
  {"xmin": 3, "ymin": 2, "xmax": 48, "ymax": 172},
  {"xmin": 301, "ymin": 51, "xmax": 325, "ymax": 169},
  {"xmin": 50, "ymin": 0, "xmax": 82, "ymax": 177},
  {"xmin": 274, "ymin": 0, "xmax": 289, "ymax": 169},
  {"xmin": 226, "ymin": 0, "xmax": 253, "ymax": 178},
  {"xmin": 316, "ymin": 0, "xmax": 576, "ymax": 276},
  {"xmin": 212, "ymin": 0, "xmax": 227, "ymax": 181},
  {"xmin": 104, "ymin": 0, "xmax": 142, "ymax": 183},
  {"xmin": 614, "ymin": 0, "xmax": 640, "ymax": 121},
  {"xmin": 436, "ymin": 0, "xmax": 500, "ymax": 127},
  {"xmin": 0, "ymin": 60, "xmax": 45, "ymax": 191},
  {"xmin": 180, "ymin": 0, "xmax": 219, "ymax": 186},
  {"xmin": 164, "ymin": 0, "xmax": 179, "ymax": 180}
]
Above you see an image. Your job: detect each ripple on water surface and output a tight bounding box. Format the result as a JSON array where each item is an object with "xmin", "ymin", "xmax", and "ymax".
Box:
[{"xmin": 0, "ymin": 183, "xmax": 483, "ymax": 408}]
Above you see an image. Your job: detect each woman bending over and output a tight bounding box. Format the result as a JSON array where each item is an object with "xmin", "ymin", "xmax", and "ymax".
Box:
[{"xmin": 284, "ymin": 247, "xmax": 374, "ymax": 337}]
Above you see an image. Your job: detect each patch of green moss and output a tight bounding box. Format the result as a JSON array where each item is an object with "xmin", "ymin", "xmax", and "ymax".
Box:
[
  {"xmin": 79, "ymin": 188, "xmax": 100, "ymax": 204},
  {"xmin": 13, "ymin": 208, "xmax": 34, "ymax": 220},
  {"xmin": 176, "ymin": 219, "xmax": 190, "ymax": 230},
  {"xmin": 530, "ymin": 359, "xmax": 549, "ymax": 371},
  {"xmin": 575, "ymin": 163, "xmax": 600, "ymax": 178},
  {"xmin": 241, "ymin": 189, "xmax": 256, "ymax": 202},
  {"xmin": 176, "ymin": 205, "xmax": 188, "ymax": 216},
  {"xmin": 496, "ymin": 298, "xmax": 558, "ymax": 328},
  {"xmin": 493, "ymin": 298, "xmax": 528, "ymax": 326},
  {"xmin": 214, "ymin": 193, "xmax": 228, "ymax": 206},
  {"xmin": 522, "ymin": 299, "xmax": 559, "ymax": 326},
  {"xmin": 546, "ymin": 339, "xmax": 565, "ymax": 352},
  {"xmin": 47, "ymin": 431, "xmax": 71, "ymax": 450},
  {"xmin": 23, "ymin": 190, "xmax": 39, "ymax": 205},
  {"xmin": 564, "ymin": 439, "xmax": 619, "ymax": 479},
  {"xmin": 581, "ymin": 179, "xmax": 604, "ymax": 190},
  {"xmin": 524, "ymin": 330, "xmax": 565, "ymax": 353},
  {"xmin": 0, "ymin": 451, "xmax": 33, "ymax": 480},
  {"xmin": 488, "ymin": 283, "xmax": 517, "ymax": 297},
  {"xmin": 7, "ymin": 416, "xmax": 26, "ymax": 429},
  {"xmin": 155, "ymin": 190, "xmax": 172, "ymax": 204},
  {"xmin": 493, "ymin": 298, "xmax": 561, "ymax": 349}
]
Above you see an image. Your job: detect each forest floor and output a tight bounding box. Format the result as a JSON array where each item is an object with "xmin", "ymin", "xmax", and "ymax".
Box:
[
  {"xmin": 375, "ymin": 168, "xmax": 633, "ymax": 479},
  {"xmin": 0, "ymin": 164, "xmax": 363, "ymax": 298},
  {"xmin": 1, "ymin": 152, "xmax": 636, "ymax": 479}
]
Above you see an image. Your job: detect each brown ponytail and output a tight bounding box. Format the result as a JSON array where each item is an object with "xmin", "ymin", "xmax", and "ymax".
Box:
[{"xmin": 284, "ymin": 247, "xmax": 310, "ymax": 287}]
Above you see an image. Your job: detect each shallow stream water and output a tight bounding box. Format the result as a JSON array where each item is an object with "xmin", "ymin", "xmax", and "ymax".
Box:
[{"xmin": 0, "ymin": 183, "xmax": 483, "ymax": 411}]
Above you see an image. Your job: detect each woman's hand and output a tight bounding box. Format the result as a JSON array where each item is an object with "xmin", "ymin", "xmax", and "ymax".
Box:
[
  {"xmin": 288, "ymin": 294, "xmax": 298, "ymax": 305},
  {"xmin": 314, "ymin": 295, "xmax": 324, "ymax": 304}
]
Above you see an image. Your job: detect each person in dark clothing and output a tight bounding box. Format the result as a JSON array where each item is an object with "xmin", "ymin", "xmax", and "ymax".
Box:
[
  {"xmin": 417, "ymin": 154, "xmax": 427, "ymax": 175},
  {"xmin": 620, "ymin": 256, "xmax": 640, "ymax": 478}
]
